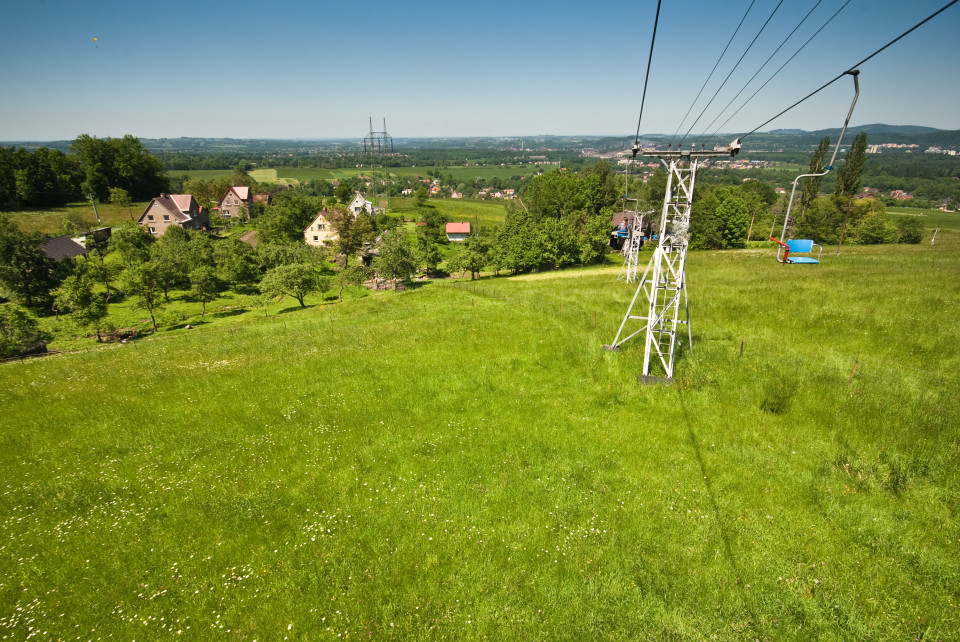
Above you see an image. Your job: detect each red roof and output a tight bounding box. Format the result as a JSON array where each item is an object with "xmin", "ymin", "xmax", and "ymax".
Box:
[{"xmin": 446, "ymin": 222, "xmax": 470, "ymax": 234}]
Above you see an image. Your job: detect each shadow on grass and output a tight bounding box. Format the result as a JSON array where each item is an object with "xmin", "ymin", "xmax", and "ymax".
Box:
[
  {"xmin": 680, "ymin": 391, "xmax": 770, "ymax": 640},
  {"xmin": 276, "ymin": 304, "xmax": 316, "ymax": 315},
  {"xmin": 207, "ymin": 308, "xmax": 247, "ymax": 320}
]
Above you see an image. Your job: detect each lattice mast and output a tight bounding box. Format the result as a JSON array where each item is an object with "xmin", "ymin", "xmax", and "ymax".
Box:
[
  {"xmin": 363, "ymin": 117, "xmax": 394, "ymax": 154},
  {"xmin": 617, "ymin": 210, "xmax": 649, "ymax": 284},
  {"xmin": 605, "ymin": 141, "xmax": 741, "ymax": 380}
]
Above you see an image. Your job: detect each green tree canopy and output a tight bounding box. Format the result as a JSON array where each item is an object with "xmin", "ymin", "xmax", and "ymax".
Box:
[{"xmin": 0, "ymin": 304, "xmax": 51, "ymax": 358}]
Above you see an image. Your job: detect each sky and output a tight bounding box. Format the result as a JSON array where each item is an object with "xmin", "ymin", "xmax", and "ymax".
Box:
[{"xmin": 0, "ymin": 0, "xmax": 957, "ymax": 142}]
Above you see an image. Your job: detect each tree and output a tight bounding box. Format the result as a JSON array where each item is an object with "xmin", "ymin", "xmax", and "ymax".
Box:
[
  {"xmin": 332, "ymin": 210, "xmax": 375, "ymax": 267},
  {"xmin": 372, "ymin": 230, "xmax": 416, "ymax": 289},
  {"xmin": 110, "ymin": 222, "xmax": 154, "ymax": 267},
  {"xmin": 715, "ymin": 196, "xmax": 751, "ymax": 249},
  {"xmin": 800, "ymin": 136, "xmax": 830, "ymax": 219},
  {"xmin": 0, "ymin": 304, "xmax": 51, "ymax": 358},
  {"xmin": 189, "ymin": 266, "xmax": 220, "ymax": 315},
  {"xmin": 0, "ymin": 214, "xmax": 56, "ymax": 308},
  {"xmin": 855, "ymin": 210, "xmax": 896, "ymax": 245},
  {"xmin": 835, "ymin": 132, "xmax": 869, "ymax": 254},
  {"xmin": 149, "ymin": 227, "xmax": 191, "ymax": 300},
  {"xmin": 109, "ymin": 187, "xmax": 133, "ymax": 221},
  {"xmin": 414, "ymin": 229, "xmax": 441, "ymax": 275},
  {"xmin": 214, "ymin": 239, "xmax": 258, "ymax": 290},
  {"xmin": 124, "ymin": 262, "xmax": 165, "ymax": 332},
  {"xmin": 259, "ymin": 263, "xmax": 321, "ymax": 307},
  {"xmin": 54, "ymin": 262, "xmax": 108, "ymax": 341},
  {"xmin": 414, "ymin": 185, "xmax": 429, "ymax": 207},
  {"xmin": 334, "ymin": 264, "xmax": 369, "ymax": 302},
  {"xmin": 896, "ymin": 216, "xmax": 923, "ymax": 244}
]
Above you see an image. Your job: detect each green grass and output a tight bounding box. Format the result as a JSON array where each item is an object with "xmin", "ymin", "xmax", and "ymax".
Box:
[
  {"xmin": 166, "ymin": 169, "xmax": 235, "ymax": 181},
  {"xmin": 1, "ymin": 220, "xmax": 958, "ymax": 638},
  {"xmin": 388, "ymin": 197, "xmax": 509, "ymax": 226},
  {"xmin": 4, "ymin": 201, "xmax": 147, "ymax": 234}
]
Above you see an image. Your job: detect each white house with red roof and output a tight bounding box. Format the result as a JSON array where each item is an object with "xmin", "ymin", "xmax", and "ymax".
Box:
[
  {"xmin": 217, "ymin": 186, "xmax": 251, "ymax": 219},
  {"xmin": 445, "ymin": 222, "xmax": 471, "ymax": 243},
  {"xmin": 138, "ymin": 194, "xmax": 208, "ymax": 237},
  {"xmin": 304, "ymin": 209, "xmax": 339, "ymax": 247}
]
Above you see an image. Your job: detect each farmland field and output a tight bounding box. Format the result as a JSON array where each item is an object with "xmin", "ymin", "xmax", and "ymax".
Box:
[
  {"xmin": 1, "ymin": 216, "xmax": 958, "ymax": 638},
  {"xmin": 3, "ymin": 201, "xmax": 148, "ymax": 234},
  {"xmin": 388, "ymin": 197, "xmax": 509, "ymax": 226}
]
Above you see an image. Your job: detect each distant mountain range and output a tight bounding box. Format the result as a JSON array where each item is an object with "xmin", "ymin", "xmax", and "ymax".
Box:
[{"xmin": 2, "ymin": 125, "xmax": 957, "ymax": 154}]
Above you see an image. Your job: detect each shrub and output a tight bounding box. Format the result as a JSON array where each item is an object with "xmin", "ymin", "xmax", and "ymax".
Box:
[
  {"xmin": 895, "ymin": 216, "xmax": 923, "ymax": 244},
  {"xmin": 0, "ymin": 304, "xmax": 51, "ymax": 358},
  {"xmin": 855, "ymin": 211, "xmax": 896, "ymax": 245}
]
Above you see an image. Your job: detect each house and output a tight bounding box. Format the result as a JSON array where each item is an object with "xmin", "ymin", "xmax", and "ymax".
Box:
[
  {"xmin": 217, "ymin": 186, "xmax": 251, "ymax": 219},
  {"xmin": 348, "ymin": 192, "xmax": 373, "ymax": 216},
  {"xmin": 41, "ymin": 235, "xmax": 88, "ymax": 262},
  {"xmin": 401, "ymin": 188, "xmax": 414, "ymax": 197},
  {"xmin": 304, "ymin": 209, "xmax": 338, "ymax": 247},
  {"xmin": 450, "ymin": 191, "xmax": 462, "ymax": 199},
  {"xmin": 446, "ymin": 222, "xmax": 471, "ymax": 243},
  {"xmin": 138, "ymin": 194, "xmax": 208, "ymax": 237}
]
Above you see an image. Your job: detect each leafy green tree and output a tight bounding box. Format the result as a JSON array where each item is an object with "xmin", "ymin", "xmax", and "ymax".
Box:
[
  {"xmin": 334, "ymin": 182, "xmax": 355, "ymax": 204},
  {"xmin": 0, "ymin": 304, "xmax": 51, "ymax": 358},
  {"xmin": 124, "ymin": 262, "xmax": 165, "ymax": 332},
  {"xmin": 54, "ymin": 262, "xmax": 108, "ymax": 341},
  {"xmin": 896, "ymin": 216, "xmax": 923, "ymax": 244},
  {"xmin": 414, "ymin": 185, "xmax": 429, "ymax": 207},
  {"xmin": 0, "ymin": 214, "xmax": 56, "ymax": 308},
  {"xmin": 447, "ymin": 245, "xmax": 486, "ymax": 280},
  {"xmin": 794, "ymin": 197, "xmax": 842, "ymax": 244},
  {"xmin": 189, "ymin": 266, "xmax": 221, "ymax": 315},
  {"xmin": 149, "ymin": 227, "xmax": 191, "ymax": 300},
  {"xmin": 334, "ymin": 264, "xmax": 369, "ymax": 302},
  {"xmin": 215, "ymin": 239, "xmax": 258, "ymax": 290},
  {"xmin": 414, "ymin": 228, "xmax": 441, "ymax": 275},
  {"xmin": 109, "ymin": 187, "xmax": 133, "ymax": 220},
  {"xmin": 855, "ymin": 210, "xmax": 896, "ymax": 245},
  {"xmin": 801, "ymin": 136, "xmax": 830, "ymax": 218},
  {"xmin": 715, "ymin": 196, "xmax": 751, "ymax": 249},
  {"xmin": 110, "ymin": 222, "xmax": 154, "ymax": 267},
  {"xmin": 259, "ymin": 263, "xmax": 321, "ymax": 307},
  {"xmin": 834, "ymin": 132, "xmax": 869, "ymax": 254},
  {"xmin": 373, "ymin": 230, "xmax": 416, "ymax": 289},
  {"xmin": 332, "ymin": 210, "xmax": 376, "ymax": 267},
  {"xmin": 577, "ymin": 215, "xmax": 611, "ymax": 265},
  {"xmin": 71, "ymin": 134, "xmax": 168, "ymax": 201}
]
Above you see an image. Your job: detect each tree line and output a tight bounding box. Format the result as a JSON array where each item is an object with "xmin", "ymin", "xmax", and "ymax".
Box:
[{"xmin": 0, "ymin": 135, "xmax": 169, "ymax": 209}]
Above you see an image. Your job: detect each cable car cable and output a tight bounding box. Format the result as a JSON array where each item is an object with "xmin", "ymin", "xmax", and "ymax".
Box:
[
  {"xmin": 739, "ymin": 0, "xmax": 958, "ymax": 140},
  {"xmin": 679, "ymin": 0, "xmax": 785, "ymax": 147},
  {"xmin": 709, "ymin": 0, "xmax": 851, "ymax": 140},
  {"xmin": 668, "ymin": 0, "xmax": 756, "ymax": 148},
  {"xmin": 633, "ymin": 0, "xmax": 662, "ymax": 149},
  {"xmin": 698, "ymin": 0, "xmax": 824, "ymax": 141}
]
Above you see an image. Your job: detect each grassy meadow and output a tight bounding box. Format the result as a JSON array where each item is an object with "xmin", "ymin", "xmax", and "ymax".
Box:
[{"xmin": 1, "ymin": 216, "xmax": 958, "ymax": 639}]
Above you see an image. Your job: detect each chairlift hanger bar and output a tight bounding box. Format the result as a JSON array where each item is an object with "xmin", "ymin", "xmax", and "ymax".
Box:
[{"xmin": 631, "ymin": 138, "xmax": 742, "ymax": 158}]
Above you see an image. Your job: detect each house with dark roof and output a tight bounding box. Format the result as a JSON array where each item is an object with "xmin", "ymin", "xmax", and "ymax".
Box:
[
  {"xmin": 216, "ymin": 186, "xmax": 251, "ymax": 219},
  {"xmin": 40, "ymin": 228, "xmax": 112, "ymax": 262},
  {"xmin": 138, "ymin": 194, "xmax": 208, "ymax": 237}
]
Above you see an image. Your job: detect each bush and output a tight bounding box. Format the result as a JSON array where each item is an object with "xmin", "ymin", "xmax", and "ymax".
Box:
[
  {"xmin": 896, "ymin": 216, "xmax": 923, "ymax": 244},
  {"xmin": 855, "ymin": 211, "xmax": 896, "ymax": 245},
  {"xmin": 0, "ymin": 304, "xmax": 51, "ymax": 358}
]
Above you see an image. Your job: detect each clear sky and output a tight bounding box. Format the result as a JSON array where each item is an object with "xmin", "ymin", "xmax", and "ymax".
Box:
[{"xmin": 0, "ymin": 0, "xmax": 957, "ymax": 142}]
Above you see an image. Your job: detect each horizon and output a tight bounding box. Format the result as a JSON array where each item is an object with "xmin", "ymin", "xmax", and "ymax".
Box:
[{"xmin": 2, "ymin": 0, "xmax": 958, "ymax": 141}]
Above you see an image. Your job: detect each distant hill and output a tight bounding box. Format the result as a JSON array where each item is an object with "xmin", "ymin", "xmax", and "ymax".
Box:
[{"xmin": 2, "ymin": 125, "xmax": 957, "ymax": 155}]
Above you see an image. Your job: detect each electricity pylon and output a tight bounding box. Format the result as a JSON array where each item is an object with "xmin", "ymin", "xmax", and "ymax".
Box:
[{"xmin": 605, "ymin": 140, "xmax": 741, "ymax": 381}]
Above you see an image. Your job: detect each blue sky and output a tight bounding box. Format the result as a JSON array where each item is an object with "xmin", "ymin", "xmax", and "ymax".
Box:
[{"xmin": 0, "ymin": 0, "xmax": 957, "ymax": 141}]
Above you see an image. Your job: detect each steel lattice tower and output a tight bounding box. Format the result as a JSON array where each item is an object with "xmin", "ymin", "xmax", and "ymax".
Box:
[
  {"xmin": 617, "ymin": 211, "xmax": 649, "ymax": 284},
  {"xmin": 605, "ymin": 142, "xmax": 740, "ymax": 381}
]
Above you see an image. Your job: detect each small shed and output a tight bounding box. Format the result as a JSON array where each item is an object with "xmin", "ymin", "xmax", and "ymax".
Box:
[{"xmin": 445, "ymin": 222, "xmax": 471, "ymax": 243}]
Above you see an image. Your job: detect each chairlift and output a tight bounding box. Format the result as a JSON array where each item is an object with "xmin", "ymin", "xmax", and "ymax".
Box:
[{"xmin": 772, "ymin": 71, "xmax": 860, "ymax": 264}]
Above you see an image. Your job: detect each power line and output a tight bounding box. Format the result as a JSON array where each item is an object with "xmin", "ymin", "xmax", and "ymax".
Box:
[
  {"xmin": 668, "ymin": 0, "xmax": 756, "ymax": 147},
  {"xmin": 634, "ymin": 0, "xmax": 662, "ymax": 145},
  {"xmin": 699, "ymin": 0, "xmax": 824, "ymax": 140},
  {"xmin": 679, "ymin": 0, "xmax": 785, "ymax": 147},
  {"xmin": 739, "ymin": 0, "xmax": 959, "ymax": 139},
  {"xmin": 711, "ymin": 0, "xmax": 852, "ymax": 139}
]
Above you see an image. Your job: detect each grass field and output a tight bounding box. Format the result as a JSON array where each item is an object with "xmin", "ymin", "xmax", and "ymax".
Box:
[
  {"xmin": 388, "ymin": 197, "xmax": 509, "ymax": 226},
  {"xmin": 169, "ymin": 165, "xmax": 541, "ymax": 186},
  {"xmin": 4, "ymin": 201, "xmax": 147, "ymax": 234},
  {"xmin": 1, "ymin": 218, "xmax": 958, "ymax": 638}
]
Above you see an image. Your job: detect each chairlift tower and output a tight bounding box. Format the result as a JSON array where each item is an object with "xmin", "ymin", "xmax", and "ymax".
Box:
[
  {"xmin": 616, "ymin": 209, "xmax": 649, "ymax": 284},
  {"xmin": 605, "ymin": 140, "xmax": 741, "ymax": 381},
  {"xmin": 363, "ymin": 117, "xmax": 394, "ymax": 154}
]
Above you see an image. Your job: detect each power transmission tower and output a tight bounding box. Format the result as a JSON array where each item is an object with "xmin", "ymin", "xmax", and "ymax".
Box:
[
  {"xmin": 363, "ymin": 117, "xmax": 394, "ymax": 154},
  {"xmin": 605, "ymin": 140, "xmax": 741, "ymax": 382}
]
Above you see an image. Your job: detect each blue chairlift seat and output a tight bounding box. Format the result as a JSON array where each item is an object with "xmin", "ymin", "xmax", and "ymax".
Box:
[{"xmin": 783, "ymin": 239, "xmax": 822, "ymax": 264}]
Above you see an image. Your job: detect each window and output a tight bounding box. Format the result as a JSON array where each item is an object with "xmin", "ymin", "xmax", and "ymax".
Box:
[
  {"xmin": 318, "ymin": 224, "xmax": 325, "ymax": 230},
  {"xmin": 163, "ymin": 214, "xmax": 170, "ymax": 221},
  {"xmin": 313, "ymin": 236, "xmax": 319, "ymax": 241},
  {"xmin": 148, "ymin": 215, "xmax": 154, "ymax": 221},
  {"xmin": 148, "ymin": 227, "xmax": 156, "ymax": 233}
]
